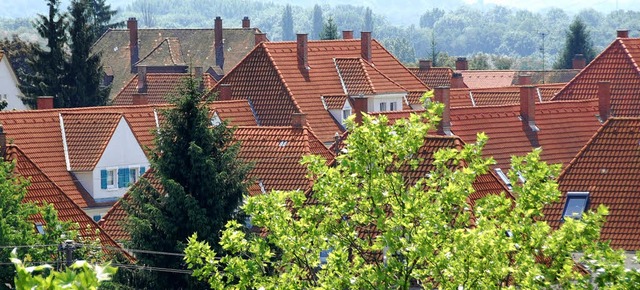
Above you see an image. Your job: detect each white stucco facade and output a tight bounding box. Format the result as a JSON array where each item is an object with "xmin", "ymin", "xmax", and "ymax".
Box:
[
  {"xmin": 368, "ymin": 93, "xmax": 405, "ymax": 112},
  {"xmin": 0, "ymin": 55, "xmax": 28, "ymax": 110},
  {"xmin": 85, "ymin": 117, "xmax": 149, "ymax": 201}
]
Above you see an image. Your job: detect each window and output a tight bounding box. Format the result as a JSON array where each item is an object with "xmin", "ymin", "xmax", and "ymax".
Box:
[
  {"xmin": 35, "ymin": 223, "xmax": 45, "ymax": 235},
  {"xmin": 93, "ymin": 215, "xmax": 102, "ymax": 222},
  {"xmin": 105, "ymin": 169, "xmax": 117, "ymax": 189},
  {"xmin": 562, "ymin": 192, "xmax": 589, "ymax": 219},
  {"xmin": 129, "ymin": 167, "xmax": 140, "ymax": 184},
  {"xmin": 390, "ymin": 102, "xmax": 397, "ymax": 111},
  {"xmin": 210, "ymin": 112, "xmax": 222, "ymax": 126},
  {"xmin": 342, "ymin": 108, "xmax": 351, "ymax": 122},
  {"xmin": 320, "ymin": 248, "xmax": 333, "ymax": 265},
  {"xmin": 494, "ymin": 168, "xmax": 512, "ymax": 189},
  {"xmin": 379, "ymin": 102, "xmax": 387, "ymax": 111}
]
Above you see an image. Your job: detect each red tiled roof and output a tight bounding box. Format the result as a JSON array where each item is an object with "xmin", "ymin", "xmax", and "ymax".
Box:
[
  {"xmin": 408, "ymin": 67, "xmax": 453, "ymax": 88},
  {"xmin": 459, "ymin": 70, "xmax": 516, "ymax": 89},
  {"xmin": 335, "ymin": 58, "xmax": 406, "ymax": 95},
  {"xmin": 321, "ymin": 95, "xmax": 348, "ymax": 110},
  {"xmin": 136, "ymin": 38, "xmax": 185, "ymax": 66},
  {"xmin": 62, "ymin": 113, "xmax": 122, "ymax": 171},
  {"xmin": 552, "ymin": 38, "xmax": 640, "ymax": 117},
  {"xmin": 543, "ymin": 118, "xmax": 640, "ymax": 250},
  {"xmin": 7, "ymin": 145, "xmax": 123, "ymax": 251},
  {"xmin": 208, "ymin": 38, "xmax": 430, "ymax": 143},
  {"xmin": 113, "ymin": 73, "xmax": 217, "ymax": 106}
]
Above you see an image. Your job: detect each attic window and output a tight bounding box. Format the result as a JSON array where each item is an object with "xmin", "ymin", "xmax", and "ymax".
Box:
[
  {"xmin": 279, "ymin": 140, "xmax": 288, "ymax": 147},
  {"xmin": 563, "ymin": 192, "xmax": 589, "ymax": 220},
  {"xmin": 494, "ymin": 168, "xmax": 512, "ymax": 189},
  {"xmin": 210, "ymin": 112, "xmax": 222, "ymax": 126},
  {"xmin": 35, "ymin": 223, "xmax": 45, "ymax": 235},
  {"xmin": 258, "ymin": 180, "xmax": 266, "ymax": 193}
]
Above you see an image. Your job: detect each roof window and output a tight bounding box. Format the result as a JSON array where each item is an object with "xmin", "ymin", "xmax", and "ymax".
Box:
[
  {"xmin": 494, "ymin": 168, "xmax": 512, "ymax": 189},
  {"xmin": 279, "ymin": 140, "xmax": 288, "ymax": 147},
  {"xmin": 562, "ymin": 192, "xmax": 589, "ymax": 220}
]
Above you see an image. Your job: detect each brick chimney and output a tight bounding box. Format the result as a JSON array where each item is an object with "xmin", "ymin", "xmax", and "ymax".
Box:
[
  {"xmin": 361, "ymin": 31, "xmax": 372, "ymax": 62},
  {"xmin": 617, "ymin": 29, "xmax": 629, "ymax": 38},
  {"xmin": 351, "ymin": 95, "xmax": 368, "ymax": 125},
  {"xmin": 419, "ymin": 59, "xmax": 432, "ymax": 71},
  {"xmin": 219, "ymin": 83, "xmax": 232, "ymax": 101},
  {"xmin": 242, "ymin": 16, "xmax": 250, "ymax": 29},
  {"xmin": 598, "ymin": 81, "xmax": 611, "ymax": 122},
  {"xmin": 297, "ymin": 34, "xmax": 309, "ymax": 70},
  {"xmin": 518, "ymin": 73, "xmax": 532, "ymax": 85},
  {"xmin": 137, "ymin": 66, "xmax": 147, "ymax": 93},
  {"xmin": 520, "ymin": 86, "xmax": 538, "ymax": 131},
  {"xmin": 342, "ymin": 30, "xmax": 353, "ymax": 39},
  {"xmin": 215, "ymin": 16, "xmax": 224, "ymax": 71},
  {"xmin": 451, "ymin": 73, "xmax": 465, "ymax": 89},
  {"xmin": 132, "ymin": 93, "xmax": 148, "ymax": 105},
  {"xmin": 254, "ymin": 33, "xmax": 268, "ymax": 46},
  {"xmin": 37, "ymin": 96, "xmax": 54, "ymax": 110},
  {"xmin": 572, "ymin": 54, "xmax": 586, "ymax": 69},
  {"xmin": 128, "ymin": 18, "xmax": 139, "ymax": 74},
  {"xmin": 434, "ymin": 87, "xmax": 452, "ymax": 136},
  {"xmin": 455, "ymin": 57, "xmax": 468, "ymax": 70},
  {"xmin": 291, "ymin": 113, "xmax": 307, "ymax": 129}
]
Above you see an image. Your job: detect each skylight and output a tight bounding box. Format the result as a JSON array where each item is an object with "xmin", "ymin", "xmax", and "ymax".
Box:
[
  {"xmin": 279, "ymin": 140, "xmax": 288, "ymax": 147},
  {"xmin": 562, "ymin": 192, "xmax": 589, "ymax": 220},
  {"xmin": 494, "ymin": 168, "xmax": 512, "ymax": 189},
  {"xmin": 35, "ymin": 223, "xmax": 45, "ymax": 235}
]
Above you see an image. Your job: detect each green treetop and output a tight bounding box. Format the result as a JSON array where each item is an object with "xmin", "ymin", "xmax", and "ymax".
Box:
[
  {"xmin": 554, "ymin": 17, "xmax": 596, "ymax": 69},
  {"xmin": 320, "ymin": 17, "xmax": 339, "ymax": 40},
  {"xmin": 281, "ymin": 5, "xmax": 294, "ymax": 41}
]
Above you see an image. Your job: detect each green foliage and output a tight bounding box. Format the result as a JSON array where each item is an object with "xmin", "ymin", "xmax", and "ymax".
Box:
[
  {"xmin": 87, "ymin": 0, "xmax": 122, "ymax": 40},
  {"xmin": 319, "ymin": 17, "xmax": 338, "ymax": 40},
  {"xmin": 0, "ymin": 36, "xmax": 35, "ymax": 81},
  {"xmin": 382, "ymin": 37, "xmax": 416, "ymax": 64},
  {"xmin": 281, "ymin": 5, "xmax": 294, "ymax": 41},
  {"xmin": 11, "ymin": 249, "xmax": 116, "ymax": 290},
  {"xmin": 419, "ymin": 8, "xmax": 444, "ymax": 28},
  {"xmin": 122, "ymin": 75, "xmax": 251, "ymax": 289},
  {"xmin": 492, "ymin": 54, "xmax": 515, "ymax": 70},
  {"xmin": 468, "ymin": 52, "xmax": 491, "ymax": 70},
  {"xmin": 554, "ymin": 17, "xmax": 596, "ymax": 69},
  {"xmin": 311, "ymin": 4, "xmax": 323, "ymax": 40}
]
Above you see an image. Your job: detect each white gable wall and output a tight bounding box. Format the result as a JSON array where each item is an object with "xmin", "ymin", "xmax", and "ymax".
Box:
[
  {"xmin": 0, "ymin": 57, "xmax": 28, "ymax": 110},
  {"xmin": 90, "ymin": 117, "xmax": 149, "ymax": 201},
  {"xmin": 368, "ymin": 93, "xmax": 405, "ymax": 112}
]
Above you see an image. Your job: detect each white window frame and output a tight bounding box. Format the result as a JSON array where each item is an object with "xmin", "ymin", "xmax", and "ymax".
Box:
[
  {"xmin": 129, "ymin": 166, "xmax": 140, "ymax": 185},
  {"xmin": 379, "ymin": 102, "xmax": 387, "ymax": 111},
  {"xmin": 562, "ymin": 192, "xmax": 589, "ymax": 220},
  {"xmin": 106, "ymin": 168, "xmax": 117, "ymax": 190},
  {"xmin": 390, "ymin": 102, "xmax": 397, "ymax": 111}
]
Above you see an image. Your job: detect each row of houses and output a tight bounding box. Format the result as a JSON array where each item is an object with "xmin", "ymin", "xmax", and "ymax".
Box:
[{"xmin": 2, "ymin": 17, "xmax": 640, "ymax": 261}]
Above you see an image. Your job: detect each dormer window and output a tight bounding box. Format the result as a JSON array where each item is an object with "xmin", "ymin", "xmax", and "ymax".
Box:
[
  {"xmin": 210, "ymin": 112, "xmax": 222, "ymax": 126},
  {"xmin": 563, "ymin": 192, "xmax": 589, "ymax": 220},
  {"xmin": 379, "ymin": 102, "xmax": 387, "ymax": 111},
  {"xmin": 390, "ymin": 102, "xmax": 397, "ymax": 111}
]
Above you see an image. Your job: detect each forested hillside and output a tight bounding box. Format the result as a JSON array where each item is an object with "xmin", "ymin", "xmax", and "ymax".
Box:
[{"xmin": 1, "ymin": 0, "xmax": 639, "ymax": 69}]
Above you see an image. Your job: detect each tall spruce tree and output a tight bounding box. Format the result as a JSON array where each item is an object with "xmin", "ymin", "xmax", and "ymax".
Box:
[
  {"xmin": 311, "ymin": 4, "xmax": 323, "ymax": 40},
  {"xmin": 66, "ymin": 0, "xmax": 109, "ymax": 107},
  {"xmin": 320, "ymin": 17, "xmax": 339, "ymax": 40},
  {"xmin": 88, "ymin": 0, "xmax": 122, "ymax": 40},
  {"xmin": 553, "ymin": 17, "xmax": 596, "ymax": 69},
  {"xmin": 20, "ymin": 0, "xmax": 68, "ymax": 108},
  {"xmin": 123, "ymin": 75, "xmax": 251, "ymax": 289},
  {"xmin": 281, "ymin": 4, "xmax": 294, "ymax": 41},
  {"xmin": 364, "ymin": 7, "xmax": 373, "ymax": 32}
]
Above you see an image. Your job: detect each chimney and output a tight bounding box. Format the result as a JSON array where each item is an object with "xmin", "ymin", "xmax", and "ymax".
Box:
[
  {"xmin": 137, "ymin": 66, "xmax": 147, "ymax": 93},
  {"xmin": 194, "ymin": 66, "xmax": 204, "ymax": 92},
  {"xmin": 572, "ymin": 54, "xmax": 586, "ymax": 69},
  {"xmin": 291, "ymin": 113, "xmax": 307, "ymax": 129},
  {"xmin": 219, "ymin": 83, "xmax": 231, "ymax": 101},
  {"xmin": 361, "ymin": 31, "xmax": 372, "ymax": 62},
  {"xmin": 598, "ymin": 81, "xmax": 611, "ymax": 122},
  {"xmin": 351, "ymin": 95, "xmax": 368, "ymax": 125},
  {"xmin": 297, "ymin": 34, "xmax": 309, "ymax": 70},
  {"xmin": 434, "ymin": 87, "xmax": 452, "ymax": 136},
  {"xmin": 0, "ymin": 125, "xmax": 5, "ymax": 161},
  {"xmin": 242, "ymin": 16, "xmax": 250, "ymax": 29},
  {"xmin": 132, "ymin": 93, "xmax": 148, "ymax": 105},
  {"xmin": 419, "ymin": 59, "xmax": 432, "ymax": 71},
  {"xmin": 520, "ymin": 85, "xmax": 538, "ymax": 131},
  {"xmin": 518, "ymin": 73, "xmax": 532, "ymax": 85},
  {"xmin": 37, "ymin": 96, "xmax": 54, "ymax": 110},
  {"xmin": 342, "ymin": 30, "xmax": 353, "ymax": 39},
  {"xmin": 617, "ymin": 29, "xmax": 629, "ymax": 38},
  {"xmin": 128, "ymin": 18, "xmax": 139, "ymax": 74},
  {"xmin": 451, "ymin": 73, "xmax": 465, "ymax": 89},
  {"xmin": 255, "ymin": 33, "xmax": 268, "ymax": 46},
  {"xmin": 215, "ymin": 16, "xmax": 224, "ymax": 71},
  {"xmin": 455, "ymin": 57, "xmax": 468, "ymax": 70}
]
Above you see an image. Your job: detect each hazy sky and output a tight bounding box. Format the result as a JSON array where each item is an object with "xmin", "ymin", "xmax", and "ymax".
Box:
[{"xmin": 464, "ymin": 0, "xmax": 635, "ymax": 12}]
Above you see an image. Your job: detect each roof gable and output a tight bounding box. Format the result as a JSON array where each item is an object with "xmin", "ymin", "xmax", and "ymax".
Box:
[
  {"xmin": 136, "ymin": 37, "xmax": 185, "ymax": 66},
  {"xmin": 62, "ymin": 112, "xmax": 122, "ymax": 171},
  {"xmin": 113, "ymin": 73, "xmax": 217, "ymax": 105}
]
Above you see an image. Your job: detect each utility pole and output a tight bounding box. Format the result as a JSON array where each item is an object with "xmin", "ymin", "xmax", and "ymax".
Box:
[
  {"xmin": 539, "ymin": 32, "xmax": 546, "ymax": 84},
  {"xmin": 59, "ymin": 239, "xmax": 79, "ymax": 268}
]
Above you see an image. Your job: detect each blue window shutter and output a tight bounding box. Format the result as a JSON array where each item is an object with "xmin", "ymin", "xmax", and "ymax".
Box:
[
  {"xmin": 118, "ymin": 168, "xmax": 126, "ymax": 188},
  {"xmin": 100, "ymin": 170, "xmax": 107, "ymax": 189},
  {"xmin": 124, "ymin": 168, "xmax": 130, "ymax": 185},
  {"xmin": 140, "ymin": 166, "xmax": 146, "ymax": 174}
]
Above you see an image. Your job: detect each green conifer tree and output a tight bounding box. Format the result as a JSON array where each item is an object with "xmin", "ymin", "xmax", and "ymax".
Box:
[
  {"xmin": 553, "ymin": 17, "xmax": 596, "ymax": 69},
  {"xmin": 320, "ymin": 17, "xmax": 339, "ymax": 40}
]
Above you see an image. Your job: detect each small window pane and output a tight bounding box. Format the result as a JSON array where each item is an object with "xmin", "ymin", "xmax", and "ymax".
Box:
[
  {"xmin": 107, "ymin": 169, "xmax": 116, "ymax": 188},
  {"xmin": 379, "ymin": 102, "xmax": 386, "ymax": 111},
  {"xmin": 563, "ymin": 192, "xmax": 589, "ymax": 219},
  {"xmin": 390, "ymin": 102, "xmax": 397, "ymax": 111},
  {"xmin": 129, "ymin": 168, "xmax": 139, "ymax": 184},
  {"xmin": 342, "ymin": 109, "xmax": 351, "ymax": 121}
]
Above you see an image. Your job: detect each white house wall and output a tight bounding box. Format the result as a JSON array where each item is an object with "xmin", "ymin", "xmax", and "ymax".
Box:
[
  {"xmin": 0, "ymin": 58, "xmax": 27, "ymax": 110},
  {"xmin": 92, "ymin": 117, "xmax": 149, "ymax": 201},
  {"xmin": 368, "ymin": 93, "xmax": 405, "ymax": 112}
]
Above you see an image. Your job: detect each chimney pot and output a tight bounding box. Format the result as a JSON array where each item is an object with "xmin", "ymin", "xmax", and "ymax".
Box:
[
  {"xmin": 455, "ymin": 57, "xmax": 468, "ymax": 70},
  {"xmin": 37, "ymin": 96, "xmax": 54, "ymax": 110},
  {"xmin": 219, "ymin": 83, "xmax": 232, "ymax": 101},
  {"xmin": 297, "ymin": 34, "xmax": 309, "ymax": 70},
  {"xmin": 291, "ymin": 113, "xmax": 307, "ymax": 129},
  {"xmin": 342, "ymin": 30, "xmax": 354, "ymax": 39},
  {"xmin": 361, "ymin": 31, "xmax": 372, "ymax": 62},
  {"xmin": 215, "ymin": 16, "xmax": 224, "ymax": 71},
  {"xmin": 434, "ymin": 87, "xmax": 452, "ymax": 135},
  {"xmin": 132, "ymin": 93, "xmax": 148, "ymax": 105},
  {"xmin": 518, "ymin": 73, "xmax": 532, "ymax": 85},
  {"xmin": 137, "ymin": 66, "xmax": 147, "ymax": 93},
  {"xmin": 451, "ymin": 72, "xmax": 465, "ymax": 89},
  {"xmin": 242, "ymin": 16, "xmax": 250, "ymax": 29},
  {"xmin": 419, "ymin": 59, "xmax": 433, "ymax": 71},
  {"xmin": 254, "ymin": 33, "xmax": 268, "ymax": 46},
  {"xmin": 520, "ymin": 85, "xmax": 538, "ymax": 131},
  {"xmin": 572, "ymin": 54, "xmax": 586, "ymax": 69},
  {"xmin": 128, "ymin": 17, "xmax": 139, "ymax": 74},
  {"xmin": 598, "ymin": 81, "xmax": 611, "ymax": 122},
  {"xmin": 351, "ymin": 95, "xmax": 368, "ymax": 125},
  {"xmin": 617, "ymin": 29, "xmax": 629, "ymax": 38}
]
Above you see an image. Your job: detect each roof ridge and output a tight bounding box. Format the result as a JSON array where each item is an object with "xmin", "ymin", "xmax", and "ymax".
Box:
[
  {"xmin": 620, "ymin": 39, "xmax": 640, "ymax": 75},
  {"xmin": 363, "ymin": 60, "xmax": 410, "ymax": 92},
  {"xmin": 262, "ymin": 44, "xmax": 304, "ymax": 113}
]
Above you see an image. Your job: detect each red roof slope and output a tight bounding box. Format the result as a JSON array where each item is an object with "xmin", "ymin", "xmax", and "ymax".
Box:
[
  {"xmin": 459, "ymin": 70, "xmax": 516, "ymax": 89},
  {"xmin": 62, "ymin": 113, "xmax": 122, "ymax": 171},
  {"xmin": 552, "ymin": 38, "xmax": 640, "ymax": 117},
  {"xmin": 7, "ymin": 145, "xmax": 122, "ymax": 250},
  {"xmin": 113, "ymin": 73, "xmax": 217, "ymax": 106},
  {"xmin": 543, "ymin": 118, "xmax": 640, "ymax": 250},
  {"xmin": 408, "ymin": 67, "xmax": 453, "ymax": 88}
]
